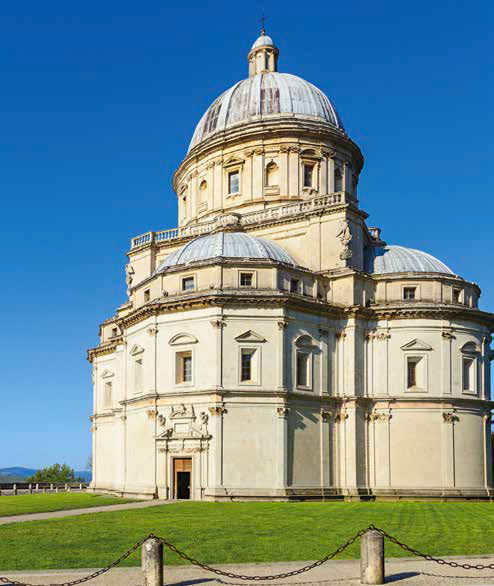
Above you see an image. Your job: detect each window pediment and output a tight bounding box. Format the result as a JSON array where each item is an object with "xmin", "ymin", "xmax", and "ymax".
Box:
[
  {"xmin": 461, "ymin": 341, "xmax": 480, "ymax": 353},
  {"xmin": 101, "ymin": 369, "xmax": 114, "ymax": 379},
  {"xmin": 400, "ymin": 339, "xmax": 433, "ymax": 351},
  {"xmin": 129, "ymin": 344, "xmax": 144, "ymax": 356},
  {"xmin": 234, "ymin": 330, "xmax": 266, "ymax": 343},
  {"xmin": 295, "ymin": 334, "xmax": 315, "ymax": 348},
  {"xmin": 169, "ymin": 333, "xmax": 198, "ymax": 346},
  {"xmin": 223, "ymin": 157, "xmax": 245, "ymax": 169}
]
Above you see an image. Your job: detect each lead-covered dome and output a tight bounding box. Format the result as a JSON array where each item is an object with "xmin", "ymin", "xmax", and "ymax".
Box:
[
  {"xmin": 156, "ymin": 232, "xmax": 296, "ymax": 272},
  {"xmin": 366, "ymin": 245, "xmax": 454, "ymax": 275},
  {"xmin": 187, "ymin": 32, "xmax": 343, "ymax": 153}
]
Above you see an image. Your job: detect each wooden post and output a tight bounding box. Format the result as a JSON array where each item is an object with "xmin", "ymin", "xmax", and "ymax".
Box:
[
  {"xmin": 13, "ymin": 484, "xmax": 17, "ymax": 495},
  {"xmin": 65, "ymin": 483, "xmax": 69, "ymax": 492},
  {"xmin": 35, "ymin": 483, "xmax": 39, "ymax": 491},
  {"xmin": 28, "ymin": 484, "xmax": 33, "ymax": 494},
  {"xmin": 142, "ymin": 537, "xmax": 163, "ymax": 586},
  {"xmin": 360, "ymin": 530, "xmax": 384, "ymax": 585}
]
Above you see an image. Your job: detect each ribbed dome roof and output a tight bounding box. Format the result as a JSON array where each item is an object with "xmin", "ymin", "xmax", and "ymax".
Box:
[
  {"xmin": 156, "ymin": 232, "xmax": 296, "ymax": 272},
  {"xmin": 188, "ymin": 72, "xmax": 343, "ymax": 152},
  {"xmin": 251, "ymin": 34, "xmax": 274, "ymax": 49},
  {"xmin": 366, "ymin": 245, "xmax": 454, "ymax": 275}
]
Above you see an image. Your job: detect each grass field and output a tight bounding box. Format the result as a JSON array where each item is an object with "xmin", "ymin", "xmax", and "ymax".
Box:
[
  {"xmin": 0, "ymin": 493, "xmax": 137, "ymax": 517},
  {"xmin": 1, "ymin": 501, "xmax": 494, "ymax": 571}
]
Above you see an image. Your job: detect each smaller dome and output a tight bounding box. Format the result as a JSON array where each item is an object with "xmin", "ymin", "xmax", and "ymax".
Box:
[
  {"xmin": 251, "ymin": 35, "xmax": 274, "ymax": 49},
  {"xmin": 367, "ymin": 245, "xmax": 454, "ymax": 275},
  {"xmin": 156, "ymin": 232, "xmax": 296, "ymax": 272}
]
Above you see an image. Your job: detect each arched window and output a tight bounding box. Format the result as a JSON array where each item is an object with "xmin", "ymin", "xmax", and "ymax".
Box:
[
  {"xmin": 294, "ymin": 335, "xmax": 315, "ymax": 390},
  {"xmin": 199, "ymin": 180, "xmax": 207, "ymax": 202},
  {"xmin": 334, "ymin": 168, "xmax": 343, "ymax": 192},
  {"xmin": 265, "ymin": 162, "xmax": 279, "ymax": 187}
]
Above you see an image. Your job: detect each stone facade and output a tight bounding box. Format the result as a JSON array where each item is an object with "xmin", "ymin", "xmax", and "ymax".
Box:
[{"xmin": 88, "ymin": 32, "xmax": 494, "ymax": 501}]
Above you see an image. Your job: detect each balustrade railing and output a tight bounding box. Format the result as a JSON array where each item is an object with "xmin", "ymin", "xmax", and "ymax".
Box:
[{"xmin": 130, "ymin": 192, "xmax": 347, "ymax": 249}]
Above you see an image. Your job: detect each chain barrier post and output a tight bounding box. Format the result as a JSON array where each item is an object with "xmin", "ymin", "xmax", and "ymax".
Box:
[
  {"xmin": 142, "ymin": 537, "xmax": 163, "ymax": 586},
  {"xmin": 360, "ymin": 529, "xmax": 384, "ymax": 585}
]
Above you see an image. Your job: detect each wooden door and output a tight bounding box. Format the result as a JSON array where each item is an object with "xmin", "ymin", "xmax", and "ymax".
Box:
[{"xmin": 174, "ymin": 458, "xmax": 192, "ymax": 499}]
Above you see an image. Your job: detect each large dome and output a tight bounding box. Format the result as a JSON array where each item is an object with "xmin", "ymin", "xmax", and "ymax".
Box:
[
  {"xmin": 188, "ymin": 72, "xmax": 343, "ymax": 153},
  {"xmin": 366, "ymin": 245, "xmax": 454, "ymax": 275},
  {"xmin": 156, "ymin": 232, "xmax": 297, "ymax": 271}
]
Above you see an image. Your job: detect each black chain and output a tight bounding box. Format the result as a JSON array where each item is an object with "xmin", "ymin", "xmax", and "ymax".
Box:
[
  {"xmin": 1, "ymin": 524, "xmax": 494, "ymax": 586},
  {"xmin": 151, "ymin": 528, "xmax": 368, "ymax": 581},
  {"xmin": 370, "ymin": 526, "xmax": 494, "ymax": 571},
  {"xmin": 0, "ymin": 535, "xmax": 148, "ymax": 586}
]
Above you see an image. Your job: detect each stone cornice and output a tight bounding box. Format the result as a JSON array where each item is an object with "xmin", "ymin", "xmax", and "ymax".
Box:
[
  {"xmin": 370, "ymin": 302, "xmax": 494, "ymax": 330},
  {"xmin": 87, "ymin": 336, "xmax": 124, "ymax": 363},
  {"xmin": 175, "ymin": 116, "xmax": 364, "ymax": 189},
  {"xmin": 88, "ymin": 298, "xmax": 494, "ymax": 362}
]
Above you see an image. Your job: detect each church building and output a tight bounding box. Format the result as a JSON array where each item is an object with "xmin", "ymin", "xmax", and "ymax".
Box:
[{"xmin": 88, "ymin": 31, "xmax": 494, "ymax": 500}]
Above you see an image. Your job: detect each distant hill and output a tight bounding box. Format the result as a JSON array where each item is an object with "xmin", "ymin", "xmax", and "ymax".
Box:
[{"xmin": 0, "ymin": 467, "xmax": 92, "ymax": 482}]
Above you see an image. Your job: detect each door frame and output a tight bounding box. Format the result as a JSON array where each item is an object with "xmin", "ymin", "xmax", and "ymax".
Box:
[{"xmin": 172, "ymin": 457, "xmax": 193, "ymax": 500}]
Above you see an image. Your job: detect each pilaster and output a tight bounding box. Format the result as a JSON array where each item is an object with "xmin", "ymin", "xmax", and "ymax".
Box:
[
  {"xmin": 441, "ymin": 410, "xmax": 458, "ymax": 488},
  {"xmin": 208, "ymin": 405, "xmax": 226, "ymax": 488},
  {"xmin": 441, "ymin": 329, "xmax": 453, "ymax": 395},
  {"xmin": 275, "ymin": 406, "xmax": 289, "ymax": 487},
  {"xmin": 277, "ymin": 320, "xmax": 287, "ymax": 391}
]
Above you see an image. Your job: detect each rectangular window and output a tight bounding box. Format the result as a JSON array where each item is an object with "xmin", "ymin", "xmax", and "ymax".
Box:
[
  {"xmin": 303, "ymin": 164, "xmax": 314, "ymax": 187},
  {"xmin": 290, "ymin": 279, "xmax": 300, "ymax": 293},
  {"xmin": 239, "ymin": 348, "xmax": 258, "ymax": 383},
  {"xmin": 407, "ymin": 360, "xmax": 417, "ymax": 388},
  {"xmin": 463, "ymin": 357, "xmax": 475, "ymax": 392},
  {"xmin": 144, "ymin": 289, "xmax": 150, "ymax": 302},
  {"xmin": 104, "ymin": 382, "xmax": 112, "ymax": 407},
  {"xmin": 228, "ymin": 171, "xmax": 239, "ymax": 194},
  {"xmin": 453, "ymin": 288, "xmax": 462, "ymax": 303},
  {"xmin": 296, "ymin": 352, "xmax": 310, "ymax": 387},
  {"xmin": 176, "ymin": 351, "xmax": 192, "ymax": 384},
  {"xmin": 134, "ymin": 359, "xmax": 143, "ymax": 393},
  {"xmin": 182, "ymin": 276, "xmax": 195, "ymax": 291},
  {"xmin": 403, "ymin": 287, "xmax": 416, "ymax": 300},
  {"xmin": 111, "ymin": 327, "xmax": 118, "ymax": 338},
  {"xmin": 240, "ymin": 272, "xmax": 253, "ymax": 287},
  {"xmin": 241, "ymin": 351, "xmax": 252, "ymax": 381}
]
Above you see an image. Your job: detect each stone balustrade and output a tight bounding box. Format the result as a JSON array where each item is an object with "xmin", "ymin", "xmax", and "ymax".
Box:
[{"xmin": 130, "ymin": 192, "xmax": 348, "ymax": 250}]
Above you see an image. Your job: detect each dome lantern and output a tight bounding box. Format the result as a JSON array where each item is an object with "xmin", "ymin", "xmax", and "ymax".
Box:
[{"xmin": 248, "ymin": 29, "xmax": 279, "ymax": 77}]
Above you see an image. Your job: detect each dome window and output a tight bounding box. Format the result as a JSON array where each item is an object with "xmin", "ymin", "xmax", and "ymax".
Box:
[
  {"xmin": 265, "ymin": 161, "xmax": 279, "ymax": 187},
  {"xmin": 334, "ymin": 168, "xmax": 343, "ymax": 192},
  {"xmin": 228, "ymin": 171, "xmax": 240, "ymax": 194},
  {"xmin": 403, "ymin": 287, "xmax": 416, "ymax": 301},
  {"xmin": 303, "ymin": 164, "xmax": 314, "ymax": 188}
]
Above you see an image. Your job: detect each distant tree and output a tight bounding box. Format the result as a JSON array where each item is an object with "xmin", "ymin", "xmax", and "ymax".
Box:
[{"xmin": 27, "ymin": 463, "xmax": 84, "ymax": 483}]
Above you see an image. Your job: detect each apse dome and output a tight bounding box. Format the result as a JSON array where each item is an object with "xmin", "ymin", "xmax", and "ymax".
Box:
[
  {"xmin": 367, "ymin": 245, "xmax": 454, "ymax": 275},
  {"xmin": 156, "ymin": 231, "xmax": 297, "ymax": 272},
  {"xmin": 187, "ymin": 32, "xmax": 343, "ymax": 153}
]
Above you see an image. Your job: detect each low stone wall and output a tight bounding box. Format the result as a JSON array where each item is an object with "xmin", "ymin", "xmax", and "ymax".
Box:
[{"xmin": 0, "ymin": 482, "xmax": 89, "ymax": 496}]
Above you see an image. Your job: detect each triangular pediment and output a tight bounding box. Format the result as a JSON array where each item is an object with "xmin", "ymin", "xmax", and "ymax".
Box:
[
  {"xmin": 401, "ymin": 339, "xmax": 433, "ymax": 351},
  {"xmin": 129, "ymin": 344, "xmax": 144, "ymax": 356},
  {"xmin": 101, "ymin": 369, "xmax": 114, "ymax": 379},
  {"xmin": 169, "ymin": 333, "xmax": 198, "ymax": 346},
  {"xmin": 234, "ymin": 330, "xmax": 266, "ymax": 343}
]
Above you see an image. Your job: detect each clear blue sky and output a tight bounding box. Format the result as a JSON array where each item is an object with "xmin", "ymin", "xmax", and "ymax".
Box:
[{"xmin": 1, "ymin": 0, "xmax": 492, "ymax": 470}]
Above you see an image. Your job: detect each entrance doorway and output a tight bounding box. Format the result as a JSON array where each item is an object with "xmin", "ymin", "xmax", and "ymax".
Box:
[{"xmin": 174, "ymin": 458, "xmax": 192, "ymax": 499}]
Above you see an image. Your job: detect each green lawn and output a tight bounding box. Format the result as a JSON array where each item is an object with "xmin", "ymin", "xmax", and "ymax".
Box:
[
  {"xmin": 0, "ymin": 493, "xmax": 137, "ymax": 517},
  {"xmin": 1, "ymin": 501, "xmax": 494, "ymax": 571}
]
